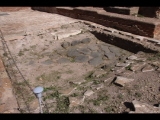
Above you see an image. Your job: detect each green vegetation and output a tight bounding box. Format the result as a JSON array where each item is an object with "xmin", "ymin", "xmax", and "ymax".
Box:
[
  {"xmin": 84, "ymin": 71, "xmax": 94, "ymax": 81},
  {"xmin": 92, "ymin": 95, "xmax": 109, "ymax": 106},
  {"xmin": 18, "ymin": 50, "xmax": 24, "ymax": 56},
  {"xmin": 36, "ymin": 71, "xmax": 61, "ymax": 82},
  {"xmin": 125, "ymin": 65, "xmax": 132, "ymax": 71}
]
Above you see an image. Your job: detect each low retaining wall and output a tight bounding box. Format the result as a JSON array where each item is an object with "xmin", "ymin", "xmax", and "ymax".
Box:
[
  {"xmin": 138, "ymin": 7, "xmax": 160, "ymax": 19},
  {"xmin": 31, "ymin": 7, "xmax": 160, "ymax": 40},
  {"xmin": 103, "ymin": 7, "xmax": 139, "ymax": 15}
]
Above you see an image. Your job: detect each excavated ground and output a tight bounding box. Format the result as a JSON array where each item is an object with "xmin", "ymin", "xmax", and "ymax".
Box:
[{"xmin": 0, "ymin": 9, "xmax": 160, "ymax": 113}]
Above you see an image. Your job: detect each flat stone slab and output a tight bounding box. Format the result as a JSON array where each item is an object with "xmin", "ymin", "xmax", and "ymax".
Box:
[
  {"xmin": 91, "ymin": 84, "xmax": 104, "ymax": 90},
  {"xmin": 99, "ymin": 44, "xmax": 110, "ymax": 53},
  {"xmin": 67, "ymin": 48, "xmax": 81, "ymax": 57},
  {"xmin": 69, "ymin": 96, "xmax": 85, "ymax": 107},
  {"xmin": 114, "ymin": 67, "xmax": 126, "ymax": 74},
  {"xmin": 88, "ymin": 43, "xmax": 99, "ymax": 51},
  {"xmin": 142, "ymin": 64, "xmax": 155, "ymax": 72},
  {"xmin": 49, "ymin": 53, "xmax": 61, "ymax": 59},
  {"xmin": 92, "ymin": 70, "xmax": 107, "ymax": 78},
  {"xmin": 104, "ymin": 76, "xmax": 115, "ymax": 83},
  {"xmin": 108, "ymin": 46, "xmax": 121, "ymax": 56},
  {"xmin": 131, "ymin": 62, "xmax": 146, "ymax": 72},
  {"xmin": 135, "ymin": 57, "xmax": 147, "ymax": 62},
  {"xmin": 114, "ymin": 76, "xmax": 134, "ymax": 87},
  {"xmin": 124, "ymin": 60, "xmax": 135, "ymax": 64},
  {"xmin": 116, "ymin": 62, "xmax": 130, "ymax": 67},
  {"xmin": 74, "ymin": 55, "xmax": 89, "ymax": 63},
  {"xmin": 57, "ymin": 57, "xmax": 70, "ymax": 63},
  {"xmin": 71, "ymin": 40, "xmax": 81, "ymax": 46},
  {"xmin": 78, "ymin": 47, "xmax": 91, "ymax": 55},
  {"xmin": 51, "ymin": 29, "xmax": 82, "ymax": 40},
  {"xmin": 88, "ymin": 57, "xmax": 103, "ymax": 66},
  {"xmin": 127, "ymin": 55, "xmax": 138, "ymax": 60},
  {"xmin": 41, "ymin": 52, "xmax": 51, "ymax": 56},
  {"xmin": 130, "ymin": 100, "xmax": 160, "ymax": 113},
  {"xmin": 84, "ymin": 90, "xmax": 94, "ymax": 97},
  {"xmin": 56, "ymin": 49, "xmax": 67, "ymax": 56},
  {"xmin": 118, "ymin": 70, "xmax": 134, "ymax": 77},
  {"xmin": 81, "ymin": 38, "xmax": 91, "ymax": 44},
  {"xmin": 61, "ymin": 42, "xmax": 71, "ymax": 49},
  {"xmin": 90, "ymin": 51, "xmax": 103, "ymax": 58},
  {"xmin": 104, "ymin": 52, "xmax": 116, "ymax": 59},
  {"xmin": 41, "ymin": 59, "xmax": 53, "ymax": 65}
]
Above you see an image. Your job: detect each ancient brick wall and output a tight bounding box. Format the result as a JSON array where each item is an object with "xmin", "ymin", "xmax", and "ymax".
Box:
[
  {"xmin": 103, "ymin": 7, "xmax": 139, "ymax": 15},
  {"xmin": 31, "ymin": 7, "xmax": 160, "ymax": 39},
  {"xmin": 0, "ymin": 7, "xmax": 30, "ymax": 12},
  {"xmin": 138, "ymin": 7, "xmax": 160, "ymax": 19}
]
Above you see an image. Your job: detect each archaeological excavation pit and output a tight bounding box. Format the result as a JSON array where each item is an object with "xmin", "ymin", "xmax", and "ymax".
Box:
[{"xmin": 1, "ymin": 8, "xmax": 160, "ymax": 113}]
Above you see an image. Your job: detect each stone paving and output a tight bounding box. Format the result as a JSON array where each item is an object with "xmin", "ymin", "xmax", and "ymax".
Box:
[{"xmin": 0, "ymin": 9, "xmax": 160, "ymax": 113}]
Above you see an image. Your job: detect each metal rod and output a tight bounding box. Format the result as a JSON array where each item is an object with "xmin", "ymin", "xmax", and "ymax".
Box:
[{"xmin": 38, "ymin": 96, "xmax": 43, "ymax": 113}]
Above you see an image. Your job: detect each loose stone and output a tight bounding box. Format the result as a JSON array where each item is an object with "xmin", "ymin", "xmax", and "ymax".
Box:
[
  {"xmin": 84, "ymin": 90, "xmax": 94, "ymax": 97},
  {"xmin": 81, "ymin": 38, "xmax": 91, "ymax": 44},
  {"xmin": 114, "ymin": 76, "xmax": 134, "ymax": 87},
  {"xmin": 61, "ymin": 42, "xmax": 71, "ymax": 49},
  {"xmin": 142, "ymin": 64, "xmax": 155, "ymax": 72},
  {"xmin": 128, "ymin": 55, "xmax": 137, "ymax": 60}
]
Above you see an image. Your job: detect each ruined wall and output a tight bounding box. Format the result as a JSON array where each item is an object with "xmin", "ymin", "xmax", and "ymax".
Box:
[
  {"xmin": 103, "ymin": 7, "xmax": 139, "ymax": 15},
  {"xmin": 0, "ymin": 7, "xmax": 30, "ymax": 12},
  {"xmin": 32, "ymin": 7, "xmax": 160, "ymax": 40},
  {"xmin": 138, "ymin": 7, "xmax": 160, "ymax": 19}
]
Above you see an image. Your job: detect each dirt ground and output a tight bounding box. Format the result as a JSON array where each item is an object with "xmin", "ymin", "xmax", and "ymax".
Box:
[{"xmin": 0, "ymin": 8, "xmax": 160, "ymax": 113}]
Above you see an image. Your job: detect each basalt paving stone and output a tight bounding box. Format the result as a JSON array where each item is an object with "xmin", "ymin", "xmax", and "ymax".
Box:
[
  {"xmin": 99, "ymin": 44, "xmax": 111, "ymax": 53},
  {"xmin": 88, "ymin": 56, "xmax": 103, "ymax": 66},
  {"xmin": 81, "ymin": 38, "xmax": 91, "ymax": 44},
  {"xmin": 104, "ymin": 52, "xmax": 116, "ymax": 59},
  {"xmin": 71, "ymin": 40, "xmax": 81, "ymax": 46},
  {"xmin": 41, "ymin": 52, "xmax": 51, "ymax": 56},
  {"xmin": 56, "ymin": 49, "xmax": 68, "ymax": 56},
  {"xmin": 74, "ymin": 55, "xmax": 89, "ymax": 63},
  {"xmin": 61, "ymin": 42, "xmax": 71, "ymax": 49},
  {"xmin": 108, "ymin": 46, "xmax": 121, "ymax": 57},
  {"xmin": 87, "ymin": 43, "xmax": 100, "ymax": 51},
  {"xmin": 90, "ymin": 51, "xmax": 103, "ymax": 58},
  {"xmin": 49, "ymin": 53, "xmax": 61, "ymax": 60},
  {"xmin": 67, "ymin": 48, "xmax": 82, "ymax": 57},
  {"xmin": 41, "ymin": 59, "xmax": 54, "ymax": 65},
  {"xmin": 57, "ymin": 57, "xmax": 70, "ymax": 63},
  {"xmin": 78, "ymin": 47, "xmax": 91, "ymax": 55}
]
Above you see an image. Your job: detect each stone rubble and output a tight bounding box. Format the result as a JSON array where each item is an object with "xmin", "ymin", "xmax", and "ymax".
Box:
[
  {"xmin": 84, "ymin": 90, "xmax": 94, "ymax": 97},
  {"xmin": 142, "ymin": 64, "xmax": 155, "ymax": 72},
  {"xmin": 127, "ymin": 55, "xmax": 138, "ymax": 60},
  {"xmin": 130, "ymin": 62, "xmax": 146, "ymax": 72},
  {"xmin": 129, "ymin": 100, "xmax": 160, "ymax": 113},
  {"xmin": 114, "ymin": 76, "xmax": 134, "ymax": 87},
  {"xmin": 69, "ymin": 96, "xmax": 85, "ymax": 107}
]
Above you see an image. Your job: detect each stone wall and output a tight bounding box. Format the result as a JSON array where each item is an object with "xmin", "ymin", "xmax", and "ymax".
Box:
[
  {"xmin": 138, "ymin": 7, "xmax": 160, "ymax": 19},
  {"xmin": 0, "ymin": 7, "xmax": 30, "ymax": 12},
  {"xmin": 31, "ymin": 7, "xmax": 160, "ymax": 40},
  {"xmin": 103, "ymin": 7, "xmax": 139, "ymax": 15}
]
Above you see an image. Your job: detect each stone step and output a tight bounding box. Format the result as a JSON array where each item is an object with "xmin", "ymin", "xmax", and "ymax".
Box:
[{"xmin": 103, "ymin": 7, "xmax": 139, "ymax": 15}]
